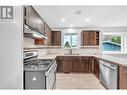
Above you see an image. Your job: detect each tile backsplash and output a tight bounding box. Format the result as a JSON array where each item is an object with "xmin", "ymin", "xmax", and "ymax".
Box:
[{"xmin": 23, "ymin": 37, "xmax": 100, "ymax": 55}]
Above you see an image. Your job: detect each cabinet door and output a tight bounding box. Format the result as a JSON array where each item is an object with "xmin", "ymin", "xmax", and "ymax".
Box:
[
  {"xmin": 45, "ymin": 25, "xmax": 52, "ymax": 46},
  {"xmin": 94, "ymin": 58, "xmax": 100, "ymax": 79},
  {"xmin": 72, "ymin": 56, "xmax": 82, "ymax": 72},
  {"xmin": 84, "ymin": 31, "xmax": 96, "ymax": 46},
  {"xmin": 72, "ymin": 61, "xmax": 85, "ymax": 72},
  {"xmin": 63, "ymin": 60, "xmax": 72, "ymax": 73},
  {"xmin": 52, "ymin": 31, "xmax": 61, "ymax": 46},
  {"xmin": 81, "ymin": 31, "xmax": 98, "ymax": 46},
  {"xmin": 25, "ymin": 6, "xmax": 41, "ymax": 31},
  {"xmin": 80, "ymin": 57, "xmax": 93, "ymax": 73},
  {"xmin": 56, "ymin": 56, "xmax": 63, "ymax": 72},
  {"xmin": 119, "ymin": 66, "xmax": 127, "ymax": 89}
]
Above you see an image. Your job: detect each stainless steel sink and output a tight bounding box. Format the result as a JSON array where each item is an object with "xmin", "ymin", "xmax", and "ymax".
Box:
[{"xmin": 64, "ymin": 48, "xmax": 80, "ymax": 55}]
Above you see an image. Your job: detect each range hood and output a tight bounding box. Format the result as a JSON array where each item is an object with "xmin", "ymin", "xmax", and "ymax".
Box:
[{"xmin": 24, "ymin": 24, "xmax": 48, "ymax": 39}]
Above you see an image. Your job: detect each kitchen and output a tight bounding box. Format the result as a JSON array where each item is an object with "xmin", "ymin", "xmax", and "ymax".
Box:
[{"xmin": 0, "ymin": 6, "xmax": 127, "ymax": 90}]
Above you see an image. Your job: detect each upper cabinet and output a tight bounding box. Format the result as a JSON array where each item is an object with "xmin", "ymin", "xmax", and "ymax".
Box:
[
  {"xmin": 45, "ymin": 24, "xmax": 52, "ymax": 46},
  {"xmin": 24, "ymin": 6, "xmax": 62, "ymax": 46},
  {"xmin": 24, "ymin": 6, "xmax": 45, "ymax": 34},
  {"xmin": 52, "ymin": 31, "xmax": 61, "ymax": 46},
  {"xmin": 81, "ymin": 30, "xmax": 99, "ymax": 46}
]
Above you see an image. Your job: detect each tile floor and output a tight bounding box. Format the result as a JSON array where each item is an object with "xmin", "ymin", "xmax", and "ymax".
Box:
[{"xmin": 56, "ymin": 73, "xmax": 106, "ymax": 89}]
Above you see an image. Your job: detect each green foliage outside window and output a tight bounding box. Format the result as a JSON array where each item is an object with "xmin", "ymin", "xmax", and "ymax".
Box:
[
  {"xmin": 64, "ymin": 41, "xmax": 71, "ymax": 47},
  {"xmin": 111, "ymin": 36, "xmax": 121, "ymax": 44}
]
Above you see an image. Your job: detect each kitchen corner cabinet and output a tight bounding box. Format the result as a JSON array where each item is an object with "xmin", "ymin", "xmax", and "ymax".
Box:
[
  {"xmin": 52, "ymin": 31, "xmax": 61, "ymax": 46},
  {"xmin": 81, "ymin": 30, "xmax": 99, "ymax": 46},
  {"xmin": 80, "ymin": 57, "xmax": 93, "ymax": 73},
  {"xmin": 56, "ymin": 56, "xmax": 63, "ymax": 72},
  {"xmin": 93, "ymin": 58, "xmax": 100, "ymax": 79}
]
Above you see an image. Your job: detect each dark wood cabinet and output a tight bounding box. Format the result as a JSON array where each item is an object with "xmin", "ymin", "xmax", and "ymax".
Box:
[
  {"xmin": 72, "ymin": 61, "xmax": 85, "ymax": 72},
  {"xmin": 93, "ymin": 58, "xmax": 100, "ymax": 79},
  {"xmin": 56, "ymin": 56, "xmax": 63, "ymax": 72},
  {"xmin": 63, "ymin": 60, "xmax": 72, "ymax": 73},
  {"xmin": 63, "ymin": 56, "xmax": 72, "ymax": 73},
  {"xmin": 24, "ymin": 6, "xmax": 53, "ymax": 46},
  {"xmin": 56, "ymin": 56, "xmax": 93, "ymax": 73},
  {"xmin": 24, "ymin": 6, "xmax": 62, "ymax": 46},
  {"xmin": 81, "ymin": 30, "xmax": 99, "ymax": 46},
  {"xmin": 72, "ymin": 56, "xmax": 81, "ymax": 72},
  {"xmin": 52, "ymin": 31, "xmax": 61, "ymax": 46},
  {"xmin": 34, "ymin": 38, "xmax": 45, "ymax": 45},
  {"xmin": 45, "ymin": 24, "xmax": 52, "ymax": 46},
  {"xmin": 119, "ymin": 66, "xmax": 127, "ymax": 89},
  {"xmin": 25, "ymin": 6, "xmax": 44, "ymax": 34},
  {"xmin": 80, "ymin": 57, "xmax": 93, "ymax": 73}
]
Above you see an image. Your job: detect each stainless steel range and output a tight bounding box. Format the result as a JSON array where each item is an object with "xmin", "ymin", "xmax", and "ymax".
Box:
[{"xmin": 23, "ymin": 50, "xmax": 57, "ymax": 89}]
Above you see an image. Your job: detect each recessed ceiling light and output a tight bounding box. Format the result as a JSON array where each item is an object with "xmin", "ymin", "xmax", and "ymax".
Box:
[
  {"xmin": 86, "ymin": 17, "xmax": 90, "ymax": 22},
  {"xmin": 70, "ymin": 24, "xmax": 74, "ymax": 27},
  {"xmin": 75, "ymin": 10, "xmax": 82, "ymax": 15},
  {"xmin": 61, "ymin": 18, "xmax": 66, "ymax": 22}
]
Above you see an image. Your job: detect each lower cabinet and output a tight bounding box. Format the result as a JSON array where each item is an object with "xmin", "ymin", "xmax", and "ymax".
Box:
[
  {"xmin": 80, "ymin": 57, "xmax": 93, "ymax": 73},
  {"xmin": 63, "ymin": 60, "xmax": 72, "ymax": 73},
  {"xmin": 119, "ymin": 66, "xmax": 127, "ymax": 89},
  {"xmin": 56, "ymin": 56, "xmax": 93, "ymax": 73},
  {"xmin": 56, "ymin": 56, "xmax": 63, "ymax": 72},
  {"xmin": 56, "ymin": 56, "xmax": 127, "ymax": 89},
  {"xmin": 93, "ymin": 58, "xmax": 100, "ymax": 79}
]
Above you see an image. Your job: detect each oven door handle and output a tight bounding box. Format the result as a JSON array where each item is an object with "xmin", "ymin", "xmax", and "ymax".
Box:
[{"xmin": 45, "ymin": 62, "xmax": 57, "ymax": 76}]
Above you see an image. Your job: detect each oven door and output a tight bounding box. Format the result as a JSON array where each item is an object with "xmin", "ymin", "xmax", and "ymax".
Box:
[
  {"xmin": 46, "ymin": 71, "xmax": 56, "ymax": 89},
  {"xmin": 45, "ymin": 62, "xmax": 57, "ymax": 89}
]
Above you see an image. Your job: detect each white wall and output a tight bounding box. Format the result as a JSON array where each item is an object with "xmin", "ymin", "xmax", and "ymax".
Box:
[
  {"xmin": 23, "ymin": 37, "xmax": 34, "ymax": 47},
  {"xmin": 23, "ymin": 37, "xmax": 48, "ymax": 56},
  {"xmin": 123, "ymin": 35, "xmax": 127, "ymax": 53},
  {"xmin": 0, "ymin": 6, "xmax": 23, "ymax": 89}
]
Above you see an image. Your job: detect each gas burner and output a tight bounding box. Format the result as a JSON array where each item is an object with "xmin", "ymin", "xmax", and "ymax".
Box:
[{"xmin": 24, "ymin": 59, "xmax": 54, "ymax": 70}]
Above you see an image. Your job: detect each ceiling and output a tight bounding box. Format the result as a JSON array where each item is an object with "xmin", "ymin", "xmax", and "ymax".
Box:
[{"xmin": 33, "ymin": 6, "xmax": 127, "ymax": 29}]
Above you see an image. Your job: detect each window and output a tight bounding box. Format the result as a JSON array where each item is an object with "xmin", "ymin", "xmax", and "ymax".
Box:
[
  {"xmin": 102, "ymin": 34, "xmax": 122, "ymax": 52},
  {"xmin": 64, "ymin": 33, "xmax": 78, "ymax": 48}
]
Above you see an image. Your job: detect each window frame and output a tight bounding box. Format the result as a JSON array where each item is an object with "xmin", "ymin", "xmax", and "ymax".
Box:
[
  {"xmin": 102, "ymin": 33, "xmax": 123, "ymax": 54},
  {"xmin": 63, "ymin": 33, "xmax": 78, "ymax": 49}
]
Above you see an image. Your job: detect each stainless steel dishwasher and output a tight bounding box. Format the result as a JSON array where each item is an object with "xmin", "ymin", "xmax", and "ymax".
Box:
[{"xmin": 99, "ymin": 60, "xmax": 118, "ymax": 89}]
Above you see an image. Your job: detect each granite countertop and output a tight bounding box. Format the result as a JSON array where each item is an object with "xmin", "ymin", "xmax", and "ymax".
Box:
[
  {"xmin": 38, "ymin": 54, "xmax": 96, "ymax": 59},
  {"xmin": 39, "ymin": 53, "xmax": 127, "ymax": 67},
  {"xmin": 94, "ymin": 54, "xmax": 127, "ymax": 67}
]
